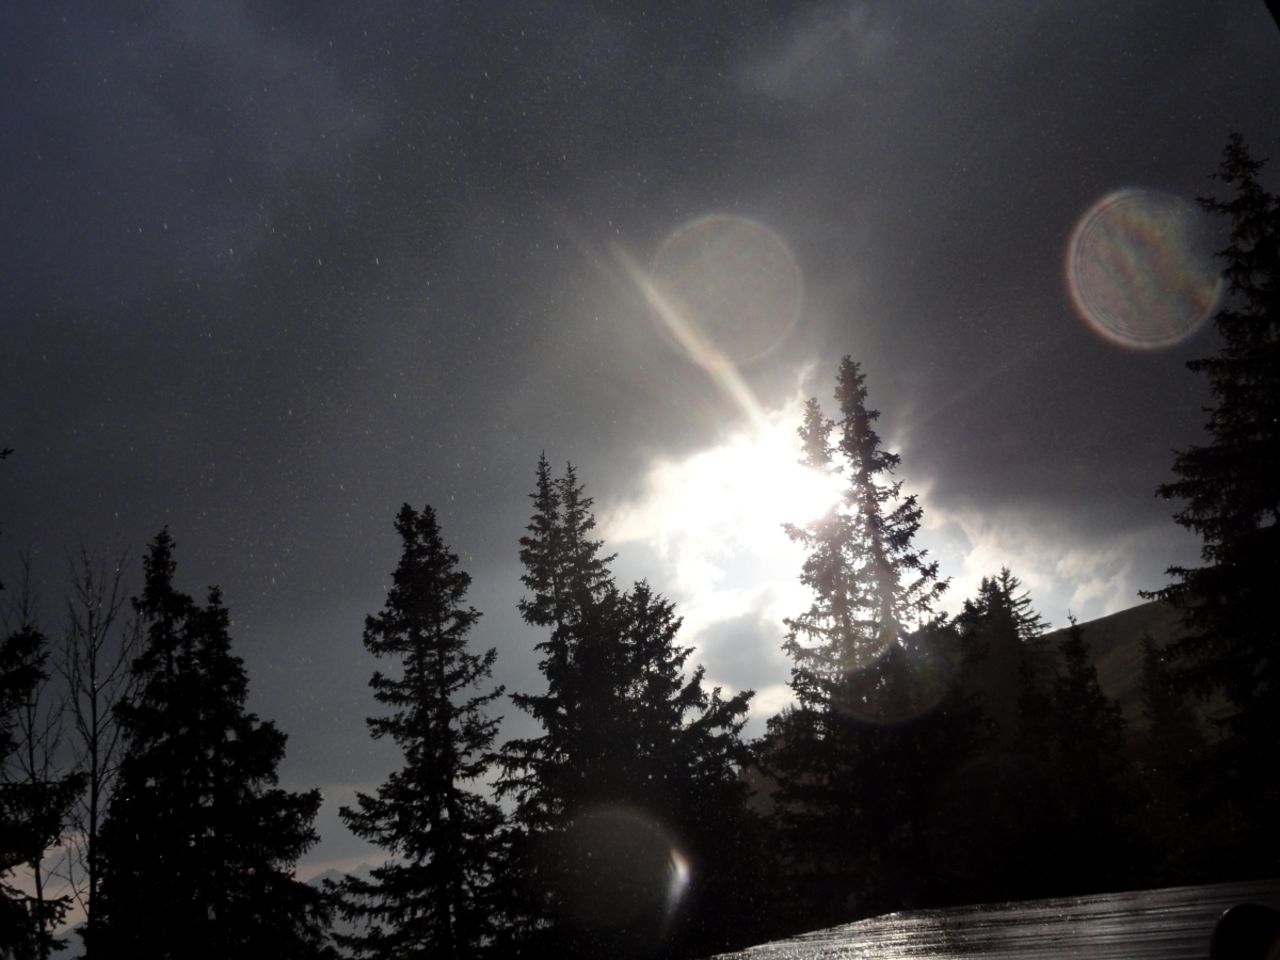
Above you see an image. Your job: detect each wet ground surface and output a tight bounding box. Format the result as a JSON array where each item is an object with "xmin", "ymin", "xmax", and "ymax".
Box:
[{"xmin": 711, "ymin": 879, "xmax": 1280, "ymax": 959}]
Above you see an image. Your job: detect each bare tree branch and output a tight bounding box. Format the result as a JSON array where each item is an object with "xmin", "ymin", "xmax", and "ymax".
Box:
[
  {"xmin": 56, "ymin": 545, "xmax": 139, "ymax": 941},
  {"xmin": 4, "ymin": 555, "xmax": 78, "ymax": 960}
]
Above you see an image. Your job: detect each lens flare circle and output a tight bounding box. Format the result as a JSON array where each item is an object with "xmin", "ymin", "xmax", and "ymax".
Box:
[
  {"xmin": 1067, "ymin": 188, "xmax": 1221, "ymax": 350},
  {"xmin": 650, "ymin": 214, "xmax": 803, "ymax": 369},
  {"xmin": 541, "ymin": 805, "xmax": 690, "ymax": 948},
  {"xmin": 832, "ymin": 626, "xmax": 957, "ymax": 726}
]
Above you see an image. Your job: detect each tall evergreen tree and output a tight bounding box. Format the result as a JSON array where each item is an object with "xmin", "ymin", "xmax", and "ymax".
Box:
[
  {"xmin": 1050, "ymin": 617, "xmax": 1131, "ymax": 892},
  {"xmin": 1, "ymin": 616, "xmax": 82, "ymax": 960},
  {"xmin": 781, "ymin": 360, "xmax": 947, "ymax": 719},
  {"xmin": 937, "ymin": 569, "xmax": 1057, "ymax": 904},
  {"xmin": 335, "ymin": 504, "xmax": 506, "ymax": 960},
  {"xmin": 1145, "ymin": 133, "xmax": 1280, "ymax": 870},
  {"xmin": 498, "ymin": 457, "xmax": 755, "ymax": 959},
  {"xmin": 93, "ymin": 531, "xmax": 330, "ymax": 960},
  {"xmin": 955, "ymin": 567, "xmax": 1048, "ymax": 744},
  {"xmin": 597, "ymin": 580, "xmax": 762, "ymax": 957},
  {"xmin": 1133, "ymin": 636, "xmax": 1206, "ymax": 884},
  {"xmin": 960, "ymin": 568, "xmax": 1047, "ymax": 644},
  {"xmin": 959, "ymin": 570, "xmax": 1059, "ymax": 798},
  {"xmin": 500, "ymin": 457, "xmax": 615, "ymax": 836},
  {"xmin": 767, "ymin": 357, "xmax": 955, "ymax": 924}
]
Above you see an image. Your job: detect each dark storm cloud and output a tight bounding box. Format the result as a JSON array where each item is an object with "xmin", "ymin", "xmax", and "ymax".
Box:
[
  {"xmin": 720, "ymin": 2, "xmax": 1279, "ymax": 570},
  {"xmin": 4, "ymin": 0, "xmax": 1280, "ymax": 869}
]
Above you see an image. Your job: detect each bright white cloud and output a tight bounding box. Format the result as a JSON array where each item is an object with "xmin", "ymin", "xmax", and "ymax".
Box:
[
  {"xmin": 916, "ymin": 497, "xmax": 1196, "ymax": 629},
  {"xmin": 602, "ymin": 390, "xmax": 1200, "ymax": 735},
  {"xmin": 601, "ymin": 393, "xmax": 839, "ymax": 729}
]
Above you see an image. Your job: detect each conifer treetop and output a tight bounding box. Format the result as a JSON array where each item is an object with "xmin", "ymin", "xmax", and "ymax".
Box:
[{"xmin": 783, "ymin": 356, "xmax": 947, "ymax": 703}]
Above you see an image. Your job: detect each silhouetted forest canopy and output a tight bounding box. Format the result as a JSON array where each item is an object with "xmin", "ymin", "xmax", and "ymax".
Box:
[{"xmin": 1, "ymin": 135, "xmax": 1277, "ymax": 959}]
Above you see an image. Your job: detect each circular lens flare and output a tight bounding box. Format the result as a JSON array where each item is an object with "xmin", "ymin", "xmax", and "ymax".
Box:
[
  {"xmin": 832, "ymin": 625, "xmax": 957, "ymax": 726},
  {"xmin": 650, "ymin": 214, "xmax": 803, "ymax": 369},
  {"xmin": 1067, "ymin": 188, "xmax": 1221, "ymax": 350},
  {"xmin": 542, "ymin": 805, "xmax": 690, "ymax": 953}
]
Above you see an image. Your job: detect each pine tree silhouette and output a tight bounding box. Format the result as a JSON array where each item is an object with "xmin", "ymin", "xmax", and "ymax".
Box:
[
  {"xmin": 93, "ymin": 531, "xmax": 330, "ymax": 960},
  {"xmin": 1146, "ymin": 133, "xmax": 1280, "ymax": 872},
  {"xmin": 499, "ymin": 456, "xmax": 755, "ymax": 959},
  {"xmin": 767, "ymin": 357, "xmax": 955, "ymax": 924},
  {"xmin": 334, "ymin": 505, "xmax": 506, "ymax": 960}
]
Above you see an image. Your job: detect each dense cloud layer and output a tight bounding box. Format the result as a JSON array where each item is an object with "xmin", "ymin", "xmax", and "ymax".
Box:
[{"xmin": 4, "ymin": 1, "xmax": 1279, "ymax": 871}]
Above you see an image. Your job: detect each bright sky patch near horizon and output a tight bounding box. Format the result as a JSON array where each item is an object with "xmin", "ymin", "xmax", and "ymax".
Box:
[{"xmin": 601, "ymin": 380, "xmax": 1194, "ymax": 735}]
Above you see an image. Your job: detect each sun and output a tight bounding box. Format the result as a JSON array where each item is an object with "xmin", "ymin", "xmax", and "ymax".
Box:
[
  {"xmin": 603, "ymin": 398, "xmax": 843, "ymax": 694},
  {"xmin": 657, "ymin": 418, "xmax": 841, "ymax": 541},
  {"xmin": 607, "ymin": 404, "xmax": 841, "ymax": 572}
]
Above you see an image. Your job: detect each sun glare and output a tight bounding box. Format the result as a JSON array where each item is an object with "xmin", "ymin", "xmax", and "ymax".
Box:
[
  {"xmin": 669, "ymin": 421, "xmax": 840, "ymax": 533},
  {"xmin": 604, "ymin": 399, "xmax": 842, "ymax": 720},
  {"xmin": 607, "ymin": 403, "xmax": 841, "ymax": 572}
]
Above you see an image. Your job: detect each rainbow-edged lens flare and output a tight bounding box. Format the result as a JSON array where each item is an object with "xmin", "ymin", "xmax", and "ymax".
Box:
[
  {"xmin": 541, "ymin": 805, "xmax": 691, "ymax": 952},
  {"xmin": 1067, "ymin": 189, "xmax": 1221, "ymax": 350}
]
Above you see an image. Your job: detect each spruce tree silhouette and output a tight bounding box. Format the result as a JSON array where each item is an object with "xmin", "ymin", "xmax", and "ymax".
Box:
[
  {"xmin": 941, "ymin": 569, "xmax": 1055, "ymax": 903},
  {"xmin": 1133, "ymin": 636, "xmax": 1205, "ymax": 885},
  {"xmin": 334, "ymin": 505, "xmax": 506, "ymax": 960},
  {"xmin": 1146, "ymin": 134, "xmax": 1280, "ymax": 872},
  {"xmin": 766, "ymin": 357, "xmax": 955, "ymax": 925},
  {"xmin": 498, "ymin": 456, "xmax": 755, "ymax": 959},
  {"xmin": 93, "ymin": 531, "xmax": 331, "ymax": 960},
  {"xmin": 1050, "ymin": 617, "xmax": 1131, "ymax": 892}
]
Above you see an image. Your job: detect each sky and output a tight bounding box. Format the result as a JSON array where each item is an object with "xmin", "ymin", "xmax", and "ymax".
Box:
[{"xmin": 4, "ymin": 1, "xmax": 1280, "ymax": 876}]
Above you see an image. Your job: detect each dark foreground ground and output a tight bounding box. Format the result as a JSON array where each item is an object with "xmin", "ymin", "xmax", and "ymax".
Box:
[{"xmin": 710, "ymin": 878, "xmax": 1280, "ymax": 959}]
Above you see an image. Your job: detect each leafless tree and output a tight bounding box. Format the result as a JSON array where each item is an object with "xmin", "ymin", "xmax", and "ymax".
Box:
[{"xmin": 57, "ymin": 546, "xmax": 139, "ymax": 943}]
